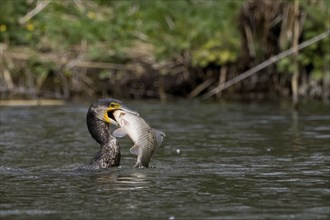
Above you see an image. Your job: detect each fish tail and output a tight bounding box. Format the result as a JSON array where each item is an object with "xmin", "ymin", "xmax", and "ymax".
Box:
[{"xmin": 134, "ymin": 157, "xmax": 148, "ymax": 168}]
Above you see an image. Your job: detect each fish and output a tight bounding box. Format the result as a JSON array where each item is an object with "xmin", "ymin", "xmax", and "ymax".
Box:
[{"xmin": 112, "ymin": 110, "xmax": 165, "ymax": 168}]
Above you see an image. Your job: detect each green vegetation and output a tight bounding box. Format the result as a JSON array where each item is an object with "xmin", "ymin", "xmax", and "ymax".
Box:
[
  {"xmin": 0, "ymin": 0, "xmax": 329, "ymax": 101},
  {"xmin": 0, "ymin": 0, "xmax": 243, "ymax": 62},
  {"xmin": 277, "ymin": 1, "xmax": 330, "ymax": 81}
]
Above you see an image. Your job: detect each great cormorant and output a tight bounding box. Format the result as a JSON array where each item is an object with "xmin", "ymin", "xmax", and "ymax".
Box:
[{"xmin": 84, "ymin": 98, "xmax": 137, "ymax": 169}]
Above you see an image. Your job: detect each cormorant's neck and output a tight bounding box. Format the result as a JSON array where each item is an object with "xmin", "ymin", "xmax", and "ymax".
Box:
[
  {"xmin": 87, "ymin": 110, "xmax": 111, "ymax": 144},
  {"xmin": 86, "ymin": 107, "xmax": 121, "ymax": 169},
  {"xmin": 89, "ymin": 139, "xmax": 121, "ymax": 168}
]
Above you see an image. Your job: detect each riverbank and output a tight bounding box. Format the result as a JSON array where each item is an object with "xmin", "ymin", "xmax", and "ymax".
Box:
[
  {"xmin": 0, "ymin": 99, "xmax": 64, "ymax": 106},
  {"xmin": 1, "ymin": 0, "xmax": 329, "ymax": 102}
]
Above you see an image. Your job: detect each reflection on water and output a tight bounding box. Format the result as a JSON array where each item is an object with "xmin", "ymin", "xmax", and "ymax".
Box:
[
  {"xmin": 1, "ymin": 101, "xmax": 329, "ymax": 219},
  {"xmin": 95, "ymin": 172, "xmax": 150, "ymax": 191}
]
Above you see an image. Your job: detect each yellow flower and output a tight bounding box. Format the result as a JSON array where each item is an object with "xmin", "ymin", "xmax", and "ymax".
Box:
[
  {"xmin": 87, "ymin": 11, "xmax": 96, "ymax": 19},
  {"xmin": 0, "ymin": 24, "xmax": 7, "ymax": 32},
  {"xmin": 26, "ymin": 23, "xmax": 34, "ymax": 31}
]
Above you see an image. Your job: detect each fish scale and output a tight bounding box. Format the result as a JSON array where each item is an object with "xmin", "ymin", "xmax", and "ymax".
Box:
[{"xmin": 112, "ymin": 110, "xmax": 165, "ymax": 168}]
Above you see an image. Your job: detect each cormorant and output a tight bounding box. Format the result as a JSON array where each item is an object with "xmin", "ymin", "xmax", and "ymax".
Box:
[{"xmin": 84, "ymin": 98, "xmax": 137, "ymax": 169}]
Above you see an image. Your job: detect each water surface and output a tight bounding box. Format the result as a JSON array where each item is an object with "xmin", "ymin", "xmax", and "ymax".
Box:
[{"xmin": 1, "ymin": 101, "xmax": 329, "ymax": 219}]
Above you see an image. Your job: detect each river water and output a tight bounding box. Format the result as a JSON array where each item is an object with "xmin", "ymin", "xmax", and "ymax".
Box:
[{"xmin": 1, "ymin": 100, "xmax": 329, "ymax": 219}]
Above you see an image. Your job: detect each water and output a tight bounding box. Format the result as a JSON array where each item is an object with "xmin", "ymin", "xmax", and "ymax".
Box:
[{"xmin": 1, "ymin": 101, "xmax": 329, "ymax": 219}]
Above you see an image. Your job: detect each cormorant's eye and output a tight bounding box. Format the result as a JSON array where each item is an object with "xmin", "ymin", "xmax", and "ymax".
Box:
[{"xmin": 110, "ymin": 103, "xmax": 116, "ymax": 108}]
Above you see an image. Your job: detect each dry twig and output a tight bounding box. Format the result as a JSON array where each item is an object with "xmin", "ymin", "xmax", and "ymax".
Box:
[{"xmin": 19, "ymin": 0, "xmax": 51, "ymax": 24}]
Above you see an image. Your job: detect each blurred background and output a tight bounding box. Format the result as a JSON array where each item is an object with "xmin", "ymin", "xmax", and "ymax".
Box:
[{"xmin": 0, "ymin": 0, "xmax": 329, "ymax": 102}]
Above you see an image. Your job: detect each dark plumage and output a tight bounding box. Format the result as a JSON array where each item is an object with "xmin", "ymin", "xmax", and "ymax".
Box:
[{"xmin": 85, "ymin": 98, "xmax": 123, "ymax": 169}]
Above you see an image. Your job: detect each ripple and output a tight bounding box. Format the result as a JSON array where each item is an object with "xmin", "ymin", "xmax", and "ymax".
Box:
[
  {"xmin": 1, "ymin": 102, "xmax": 329, "ymax": 220},
  {"xmin": 0, "ymin": 209, "xmax": 57, "ymax": 216}
]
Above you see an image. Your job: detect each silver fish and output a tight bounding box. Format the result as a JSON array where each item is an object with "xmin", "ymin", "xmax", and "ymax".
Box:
[{"xmin": 112, "ymin": 110, "xmax": 165, "ymax": 168}]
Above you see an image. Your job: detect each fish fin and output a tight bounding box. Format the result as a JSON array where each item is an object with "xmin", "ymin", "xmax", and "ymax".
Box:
[
  {"xmin": 153, "ymin": 129, "xmax": 165, "ymax": 146},
  {"xmin": 121, "ymin": 118, "xmax": 130, "ymax": 126},
  {"xmin": 113, "ymin": 127, "xmax": 127, "ymax": 138},
  {"xmin": 130, "ymin": 144, "xmax": 140, "ymax": 155},
  {"xmin": 121, "ymin": 119, "xmax": 130, "ymax": 127}
]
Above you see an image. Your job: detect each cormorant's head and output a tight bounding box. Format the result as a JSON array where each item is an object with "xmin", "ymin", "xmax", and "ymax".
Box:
[
  {"xmin": 88, "ymin": 98, "xmax": 139, "ymax": 126},
  {"xmin": 87, "ymin": 98, "xmax": 139, "ymax": 144}
]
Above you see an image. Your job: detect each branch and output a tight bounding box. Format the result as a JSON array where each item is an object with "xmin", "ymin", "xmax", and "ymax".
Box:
[
  {"xmin": 201, "ymin": 30, "xmax": 330, "ymax": 100},
  {"xmin": 187, "ymin": 77, "xmax": 216, "ymax": 99},
  {"xmin": 19, "ymin": 0, "xmax": 51, "ymax": 24}
]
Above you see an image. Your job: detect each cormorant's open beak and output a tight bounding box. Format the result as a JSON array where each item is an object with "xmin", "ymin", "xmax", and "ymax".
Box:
[{"xmin": 104, "ymin": 103, "xmax": 139, "ymax": 126}]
